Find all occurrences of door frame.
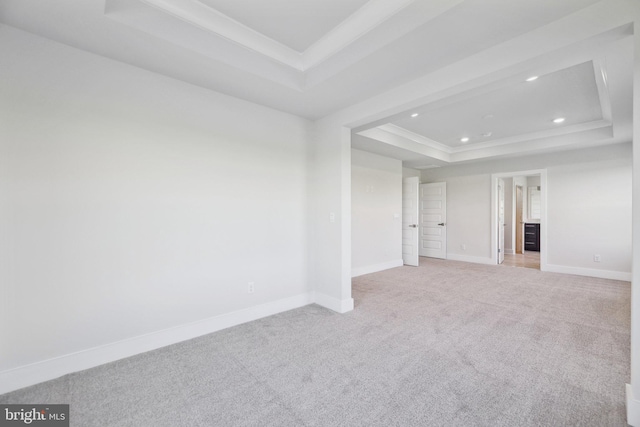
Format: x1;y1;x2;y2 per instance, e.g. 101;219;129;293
490;169;547;270
419;182;447;259
402;177;420;266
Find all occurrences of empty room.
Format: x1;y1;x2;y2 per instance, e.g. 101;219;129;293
1;1;640;426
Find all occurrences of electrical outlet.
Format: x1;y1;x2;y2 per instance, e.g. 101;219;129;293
593;255;601;262
461;244;466;251
329;212;336;223
248;282;255;293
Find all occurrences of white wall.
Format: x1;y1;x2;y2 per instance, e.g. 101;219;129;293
527;176;541;187
351;150;402;276
0;26;311;388
421;144;632;278
308;122;353;312
547;159;631;275
403;167;421;178
525;176;542;223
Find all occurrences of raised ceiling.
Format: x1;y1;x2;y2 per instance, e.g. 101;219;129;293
196;0;370;52
0;0;634;168
391;62;603;148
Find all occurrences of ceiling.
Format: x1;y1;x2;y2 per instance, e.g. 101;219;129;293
197;0;370;52
0;0;634;168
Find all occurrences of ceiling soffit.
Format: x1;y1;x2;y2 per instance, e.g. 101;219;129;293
137;0;415;70
106;0;463;89
196;0;371;53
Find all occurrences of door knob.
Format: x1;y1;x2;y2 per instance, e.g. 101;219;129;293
438;223;445;226
409;224;418;228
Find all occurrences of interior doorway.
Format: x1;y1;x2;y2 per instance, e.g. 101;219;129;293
491;170;546;271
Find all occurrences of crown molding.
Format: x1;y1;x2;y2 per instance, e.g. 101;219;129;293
141;0;302;68
300;0;415;70
378;124;453;152
140;0;416;71
365;119;613;165
593;57;613;123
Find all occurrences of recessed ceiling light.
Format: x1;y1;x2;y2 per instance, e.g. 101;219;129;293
481;132;493;137
553;117;565;124
411;113;419;118
460;137;470;143
526;76;539;82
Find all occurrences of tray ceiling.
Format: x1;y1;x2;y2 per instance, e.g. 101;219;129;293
0;0;634;166
196;0;370;52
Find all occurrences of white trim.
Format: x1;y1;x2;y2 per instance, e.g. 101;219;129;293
140;0;300;67
378;120;612;156
300;0;416;69
378;124;453;153
545;264;631;281
446;253;494;265
139;0;417;71
0;292;314;395
627;384;640;426
313;291;354;314
352;259;404;277
505;249;515;255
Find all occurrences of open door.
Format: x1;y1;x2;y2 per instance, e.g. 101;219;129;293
402;177;419;266
515;185;523;254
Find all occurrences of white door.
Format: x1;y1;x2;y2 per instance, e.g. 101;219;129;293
419;182;446;259
402;177;420;266
498;178;505;264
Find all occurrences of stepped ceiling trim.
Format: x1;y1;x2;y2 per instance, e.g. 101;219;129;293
140;0;416;71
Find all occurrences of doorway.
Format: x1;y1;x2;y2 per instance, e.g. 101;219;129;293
491;170;546;271
419;182;447;260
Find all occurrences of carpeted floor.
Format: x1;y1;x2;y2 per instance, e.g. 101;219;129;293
1;258;631;426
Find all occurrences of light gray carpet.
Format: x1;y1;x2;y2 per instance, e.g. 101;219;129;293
1;258;631;426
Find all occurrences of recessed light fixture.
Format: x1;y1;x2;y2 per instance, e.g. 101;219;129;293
481;132;493;137
526;76;539;82
460;137;470;143
411;113;419;118
553;117;565;124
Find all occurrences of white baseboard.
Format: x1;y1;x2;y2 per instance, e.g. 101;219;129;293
313;291;354;313
446;253;494;265
0;292;314;395
505;249;515;255
351;259;403;277
544;264;631;281
627;384;640;426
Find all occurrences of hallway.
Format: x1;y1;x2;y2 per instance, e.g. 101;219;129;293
502;251;540;270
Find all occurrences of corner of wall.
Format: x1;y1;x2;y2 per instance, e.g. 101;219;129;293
627;384;640;426
313;291;354;313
